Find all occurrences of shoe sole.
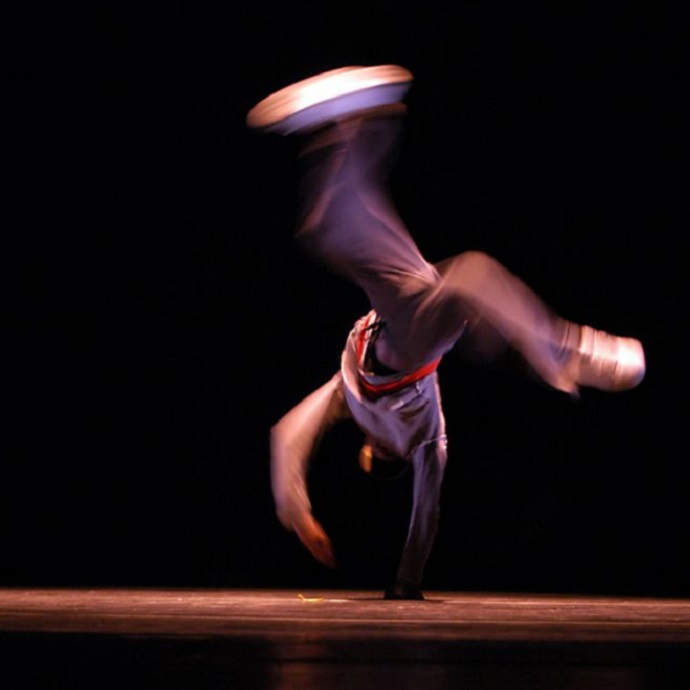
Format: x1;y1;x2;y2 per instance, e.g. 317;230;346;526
246;65;414;134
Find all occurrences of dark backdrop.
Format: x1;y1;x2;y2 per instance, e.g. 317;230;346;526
6;1;686;597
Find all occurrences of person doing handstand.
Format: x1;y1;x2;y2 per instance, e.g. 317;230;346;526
246;65;646;600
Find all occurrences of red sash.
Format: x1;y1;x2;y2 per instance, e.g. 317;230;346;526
356;311;441;401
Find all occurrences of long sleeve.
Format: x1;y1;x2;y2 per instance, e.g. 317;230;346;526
270;373;350;531
393;433;448;592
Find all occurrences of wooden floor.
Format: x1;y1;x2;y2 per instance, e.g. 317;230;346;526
1;588;689;689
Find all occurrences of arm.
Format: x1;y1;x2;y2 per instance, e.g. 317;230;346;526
270;373;349;568
387;434;448;600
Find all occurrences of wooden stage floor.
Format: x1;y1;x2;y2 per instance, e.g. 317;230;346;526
1;588;689;689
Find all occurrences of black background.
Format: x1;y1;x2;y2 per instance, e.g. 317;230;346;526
6;1;686;597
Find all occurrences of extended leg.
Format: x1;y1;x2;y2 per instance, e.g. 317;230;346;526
248;65;645;393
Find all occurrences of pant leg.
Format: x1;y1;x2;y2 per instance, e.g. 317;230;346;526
430;252;578;392
295;107;458;371
294;107;577;389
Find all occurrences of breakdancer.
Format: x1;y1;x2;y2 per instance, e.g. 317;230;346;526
246;65;646;600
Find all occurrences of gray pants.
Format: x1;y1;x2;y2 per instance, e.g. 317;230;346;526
295;106;576;390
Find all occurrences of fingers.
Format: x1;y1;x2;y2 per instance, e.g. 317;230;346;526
293;515;337;569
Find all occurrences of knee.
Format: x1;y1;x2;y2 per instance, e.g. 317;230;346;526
456;250;495;271
410;269;443;295
436;250;499;284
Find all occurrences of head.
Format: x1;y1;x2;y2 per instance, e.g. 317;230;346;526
359;442;410;481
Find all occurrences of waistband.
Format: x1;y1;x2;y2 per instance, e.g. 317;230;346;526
356;311;441;401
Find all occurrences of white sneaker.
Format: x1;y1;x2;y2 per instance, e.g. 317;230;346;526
246;65;414;134
567;325;646;392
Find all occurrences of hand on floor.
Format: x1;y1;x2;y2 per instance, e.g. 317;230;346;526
385;580;425;600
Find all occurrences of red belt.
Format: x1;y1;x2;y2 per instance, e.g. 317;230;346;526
356;311;440;401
